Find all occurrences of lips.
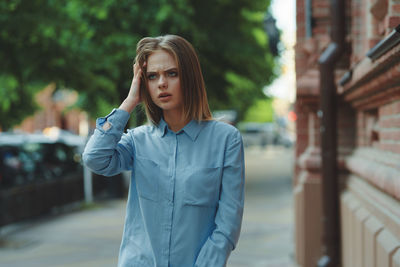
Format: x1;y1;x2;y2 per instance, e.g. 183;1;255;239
158;92;172;99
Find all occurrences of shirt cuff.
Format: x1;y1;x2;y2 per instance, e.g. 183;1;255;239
96;108;130;133
195;232;233;267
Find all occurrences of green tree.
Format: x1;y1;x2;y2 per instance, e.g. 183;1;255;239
243;98;274;123
0;0;277;130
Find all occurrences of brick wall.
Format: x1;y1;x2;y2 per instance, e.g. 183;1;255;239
373;100;400;153
294;0;335;263
14;84;89;136
295;0;400;265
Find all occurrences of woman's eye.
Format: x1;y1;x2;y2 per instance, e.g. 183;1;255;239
147;74;156;80
168;71;178;77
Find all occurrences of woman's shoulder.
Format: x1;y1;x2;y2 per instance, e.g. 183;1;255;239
127;124;157;137
204;119;242;139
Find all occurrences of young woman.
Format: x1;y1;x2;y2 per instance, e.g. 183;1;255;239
83;35;245;267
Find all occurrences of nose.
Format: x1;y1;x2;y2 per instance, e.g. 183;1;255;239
158;75;167;89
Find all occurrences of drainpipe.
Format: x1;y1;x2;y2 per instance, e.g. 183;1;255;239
317;0;345;265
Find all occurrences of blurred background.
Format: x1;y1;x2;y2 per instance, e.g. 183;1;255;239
0;0;297;266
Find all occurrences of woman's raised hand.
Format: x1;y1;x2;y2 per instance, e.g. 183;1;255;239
119;61;145;113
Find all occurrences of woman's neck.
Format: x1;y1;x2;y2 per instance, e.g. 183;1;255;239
163;109;189;132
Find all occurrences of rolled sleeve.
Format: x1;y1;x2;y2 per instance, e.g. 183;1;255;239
96;108;130;133
82;108;134;176
195;131;245;267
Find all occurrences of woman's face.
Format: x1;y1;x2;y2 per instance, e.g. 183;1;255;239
146;50;183;114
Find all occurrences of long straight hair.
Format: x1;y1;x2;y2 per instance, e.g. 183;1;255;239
135;35;212;125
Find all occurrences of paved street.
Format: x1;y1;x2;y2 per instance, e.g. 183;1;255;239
0;146;295;267
228;146;295;267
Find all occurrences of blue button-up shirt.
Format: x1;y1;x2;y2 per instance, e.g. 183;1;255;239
82;108;245;267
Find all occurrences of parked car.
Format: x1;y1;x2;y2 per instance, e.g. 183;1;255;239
0;130;87;226
237;122;279;148
275;130;295;147
0;131;84;188
213;110;238;125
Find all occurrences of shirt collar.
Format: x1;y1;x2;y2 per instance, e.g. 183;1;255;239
156;118;169;138
181;120;204;141
157;118;204;141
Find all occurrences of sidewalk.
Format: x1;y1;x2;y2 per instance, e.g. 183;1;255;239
0;146;296;267
228;146;296;267
0;200;125;267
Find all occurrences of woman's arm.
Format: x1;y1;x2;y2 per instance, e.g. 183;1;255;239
82;109;134;177
82;61;144;176
195;130;245;267
119;61;143;113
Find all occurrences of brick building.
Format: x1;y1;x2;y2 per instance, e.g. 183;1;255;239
294;0;400;266
14;83;90;136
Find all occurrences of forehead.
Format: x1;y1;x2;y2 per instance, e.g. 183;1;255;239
146;50;177;71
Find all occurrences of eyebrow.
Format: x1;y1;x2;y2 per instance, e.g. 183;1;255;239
146;67;178;73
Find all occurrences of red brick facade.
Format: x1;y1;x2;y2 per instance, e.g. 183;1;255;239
14;83;91;136
295;0;400;266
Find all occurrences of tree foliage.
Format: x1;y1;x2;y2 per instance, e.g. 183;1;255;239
243;98;274;123
0;0;277;130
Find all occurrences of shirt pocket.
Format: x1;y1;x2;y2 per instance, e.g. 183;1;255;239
183;167;221;207
134;156;159;202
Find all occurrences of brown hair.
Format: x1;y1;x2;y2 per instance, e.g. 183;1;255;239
135;35;212;125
